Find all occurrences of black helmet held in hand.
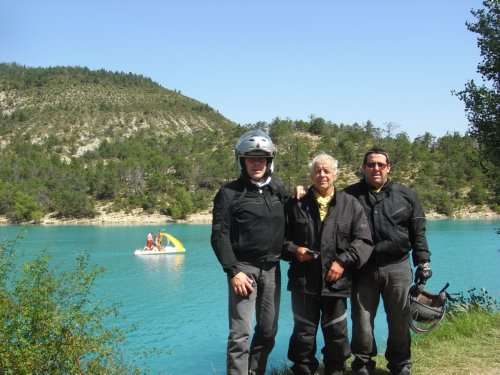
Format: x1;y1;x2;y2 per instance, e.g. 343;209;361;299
407;282;449;334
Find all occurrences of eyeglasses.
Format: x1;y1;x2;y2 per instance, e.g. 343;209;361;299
365;162;388;169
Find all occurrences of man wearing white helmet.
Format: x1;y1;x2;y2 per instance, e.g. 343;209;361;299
211;129;289;375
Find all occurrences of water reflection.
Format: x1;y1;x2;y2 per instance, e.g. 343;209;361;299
135;254;185;272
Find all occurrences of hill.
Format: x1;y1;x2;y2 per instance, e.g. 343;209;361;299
0;63;235;157
0;63;498;223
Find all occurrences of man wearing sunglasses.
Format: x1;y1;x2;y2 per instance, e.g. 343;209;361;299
344;148;432;375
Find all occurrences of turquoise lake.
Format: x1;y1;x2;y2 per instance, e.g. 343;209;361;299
1;219;499;374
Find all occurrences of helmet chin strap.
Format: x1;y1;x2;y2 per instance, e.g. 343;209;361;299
263;160;273;177
240;159;250;178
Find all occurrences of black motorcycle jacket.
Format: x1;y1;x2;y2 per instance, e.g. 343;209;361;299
283;188;373;297
343;179;431;266
211;176;288;277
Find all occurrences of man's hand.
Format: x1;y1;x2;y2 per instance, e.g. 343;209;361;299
415;262;432;284
325;261;344;282
295;247;314;262
230;272;255;296
292;185;308;200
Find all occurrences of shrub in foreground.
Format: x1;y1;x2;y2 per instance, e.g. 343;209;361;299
0;238;140;374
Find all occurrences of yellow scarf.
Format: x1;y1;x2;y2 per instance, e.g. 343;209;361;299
313;188;334;221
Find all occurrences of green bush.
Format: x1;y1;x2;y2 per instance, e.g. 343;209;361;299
0;238;140;374
169;187;194;219
12;191;44;223
52;190;96;219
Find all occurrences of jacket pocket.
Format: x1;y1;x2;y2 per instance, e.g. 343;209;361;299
335;223;351;253
391;204;411;224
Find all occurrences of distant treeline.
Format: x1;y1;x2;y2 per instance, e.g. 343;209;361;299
0;64;497;222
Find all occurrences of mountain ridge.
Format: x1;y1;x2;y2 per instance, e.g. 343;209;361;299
0;63;236;158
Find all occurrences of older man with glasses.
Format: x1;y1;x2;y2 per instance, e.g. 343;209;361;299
344;148;432;375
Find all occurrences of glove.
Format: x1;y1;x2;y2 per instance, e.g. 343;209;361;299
415;262;432;284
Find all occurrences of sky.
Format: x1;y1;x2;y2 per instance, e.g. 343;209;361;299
0;0;486;140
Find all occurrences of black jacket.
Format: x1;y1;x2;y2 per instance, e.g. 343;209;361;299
283;188;373;297
211;176;288;277
343;179;431;267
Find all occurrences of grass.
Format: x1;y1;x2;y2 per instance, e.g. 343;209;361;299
268;308;500;375
410;307;500;375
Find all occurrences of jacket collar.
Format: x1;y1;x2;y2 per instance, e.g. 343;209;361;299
238;175;274;191
362;178;392;193
306;185;338;208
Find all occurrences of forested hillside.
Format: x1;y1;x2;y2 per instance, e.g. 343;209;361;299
0;63;497;223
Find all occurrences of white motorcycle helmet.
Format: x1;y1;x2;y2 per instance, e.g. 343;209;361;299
235;130;276;176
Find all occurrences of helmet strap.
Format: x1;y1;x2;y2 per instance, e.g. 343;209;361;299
264;158;273;177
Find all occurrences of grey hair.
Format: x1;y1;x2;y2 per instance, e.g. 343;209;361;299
308;152;339;174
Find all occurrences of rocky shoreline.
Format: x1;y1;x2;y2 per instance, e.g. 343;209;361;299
0;205;498;226
38;208;214;226
425;206;500;220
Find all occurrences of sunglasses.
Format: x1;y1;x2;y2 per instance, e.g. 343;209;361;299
365;162;388;169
